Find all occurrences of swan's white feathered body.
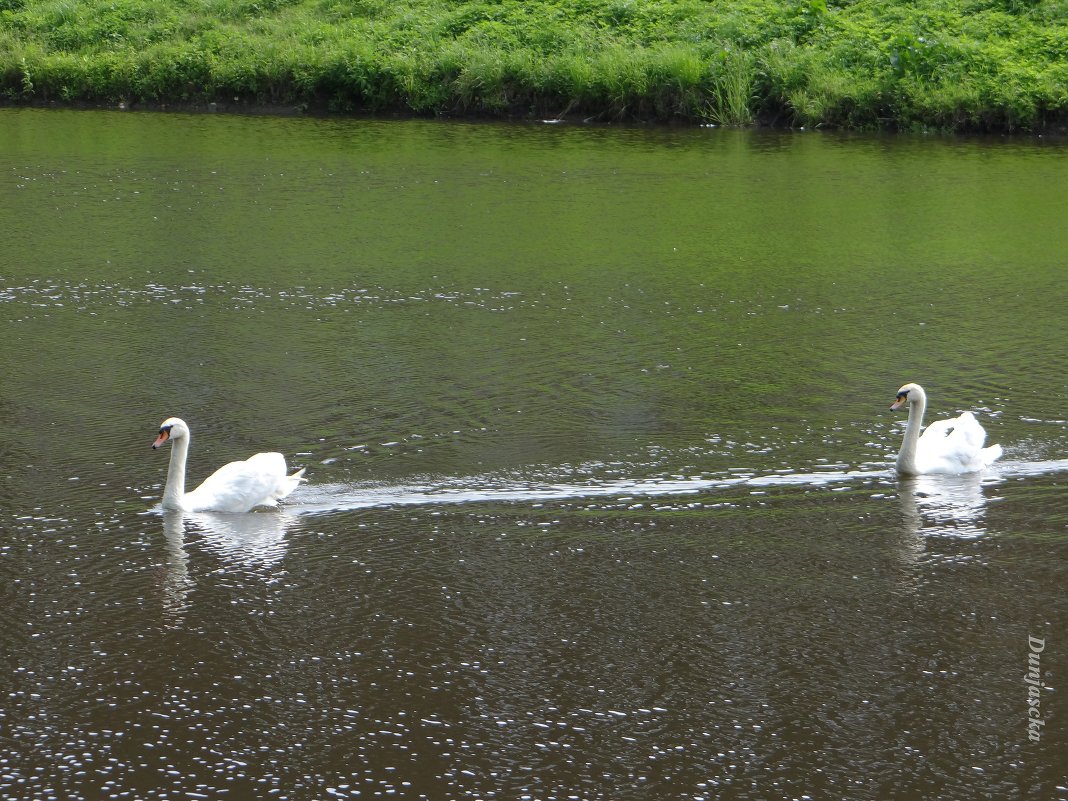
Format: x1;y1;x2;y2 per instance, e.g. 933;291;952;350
152;417;305;513
891;383;1002;476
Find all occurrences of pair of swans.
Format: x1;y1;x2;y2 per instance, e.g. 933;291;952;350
151;381;1000;512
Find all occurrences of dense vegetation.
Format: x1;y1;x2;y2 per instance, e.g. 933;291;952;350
2;0;1067;131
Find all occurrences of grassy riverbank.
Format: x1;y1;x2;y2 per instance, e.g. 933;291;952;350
2;0;1067;131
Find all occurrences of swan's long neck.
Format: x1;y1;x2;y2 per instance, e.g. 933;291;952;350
162;435;189;510
897;390;926;476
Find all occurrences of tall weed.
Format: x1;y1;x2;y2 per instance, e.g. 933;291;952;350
708;46;756;125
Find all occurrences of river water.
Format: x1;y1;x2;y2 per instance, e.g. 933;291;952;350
1;108;1066;800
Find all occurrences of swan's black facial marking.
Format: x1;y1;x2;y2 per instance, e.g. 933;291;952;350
896;390;909;401
152;424;173;450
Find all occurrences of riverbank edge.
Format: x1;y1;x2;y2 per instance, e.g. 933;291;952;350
5;0;1068;135
5;96;1068;138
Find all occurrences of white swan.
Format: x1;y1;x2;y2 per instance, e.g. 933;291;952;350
890;383;1003;476
151;417;306;512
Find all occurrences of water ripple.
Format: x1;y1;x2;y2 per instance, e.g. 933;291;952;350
287;459;1068;516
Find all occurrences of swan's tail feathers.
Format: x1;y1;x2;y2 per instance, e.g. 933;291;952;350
284;467;307;497
982;443;1004;468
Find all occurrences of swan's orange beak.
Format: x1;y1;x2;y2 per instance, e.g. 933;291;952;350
890;394;907;411
152;430;170;449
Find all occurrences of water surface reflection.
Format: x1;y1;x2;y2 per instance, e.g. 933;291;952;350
160;511;194;626
898;472;991;540
2;111;1066;800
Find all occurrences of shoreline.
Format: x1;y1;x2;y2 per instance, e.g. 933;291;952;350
4;98;1067;140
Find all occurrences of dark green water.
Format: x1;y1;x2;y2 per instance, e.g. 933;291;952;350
1;108;1066;800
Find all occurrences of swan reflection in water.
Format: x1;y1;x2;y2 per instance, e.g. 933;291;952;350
187;509;297;568
895;459;1068;551
159;509;299;619
891;470;1006;578
160;511;194;627
897;472;993;541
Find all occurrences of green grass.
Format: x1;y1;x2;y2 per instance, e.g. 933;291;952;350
1;0;1067;131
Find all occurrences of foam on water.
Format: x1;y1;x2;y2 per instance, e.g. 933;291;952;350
281;459;1068;516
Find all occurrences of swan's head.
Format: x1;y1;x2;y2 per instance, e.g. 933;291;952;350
152;417;189;449
891;383;925;411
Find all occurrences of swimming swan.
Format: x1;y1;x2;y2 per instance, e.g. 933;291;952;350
890;383;1003;476
152;417;305;512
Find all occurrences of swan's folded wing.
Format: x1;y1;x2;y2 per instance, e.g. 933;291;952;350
945;411;988;451
247;453;306;500
243;451;289;477
919;419;956;440
188;452;294;512
916;412;998;474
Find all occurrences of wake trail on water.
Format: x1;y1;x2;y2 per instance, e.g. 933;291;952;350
285;459;1068;515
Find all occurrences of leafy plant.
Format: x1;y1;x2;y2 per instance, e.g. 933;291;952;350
0;0;1065;130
